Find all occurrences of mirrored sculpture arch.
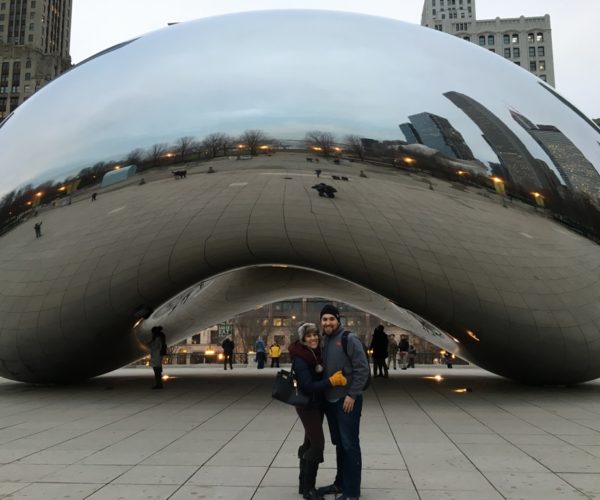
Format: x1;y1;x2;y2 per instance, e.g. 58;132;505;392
0;10;599;384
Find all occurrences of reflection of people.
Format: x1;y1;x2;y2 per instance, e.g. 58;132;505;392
399;334;409;370
290;323;346;500
91;192;97;201
222;337;234;370
319;305;369;500
269;341;281;368
312;183;337;198
369;325;388;378
315;169;322;178
255;337;266;369
149;326;167;389
444;351;453;368
408;344;416;368
387;334;398;370
34;221;43;238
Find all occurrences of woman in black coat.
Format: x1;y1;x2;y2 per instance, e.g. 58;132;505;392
289;323;347;500
369;324;389;377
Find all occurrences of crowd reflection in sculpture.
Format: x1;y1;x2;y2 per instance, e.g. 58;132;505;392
0;10;599;384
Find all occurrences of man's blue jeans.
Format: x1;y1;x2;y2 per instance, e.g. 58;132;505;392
324;395;363;497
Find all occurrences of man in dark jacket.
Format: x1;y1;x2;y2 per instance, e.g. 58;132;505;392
221;337;234;370
369;325;389;378
318;304;369;500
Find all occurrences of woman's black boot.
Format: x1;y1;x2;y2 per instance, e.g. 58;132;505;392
302;461;325;500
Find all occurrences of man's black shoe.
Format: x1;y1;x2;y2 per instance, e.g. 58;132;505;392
317;484;342;495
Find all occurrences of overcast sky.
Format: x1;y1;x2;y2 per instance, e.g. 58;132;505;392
71;0;600;118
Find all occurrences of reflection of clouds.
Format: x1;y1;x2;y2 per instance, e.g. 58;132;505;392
0;10;598;196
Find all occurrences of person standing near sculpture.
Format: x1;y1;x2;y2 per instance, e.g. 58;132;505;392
399;334;410;370
34;221;43;238
387;333;398;370
255;336;266;369
149;326;167;389
369;325;389;378
269;341;282;368
318;305;369;500
289;323;347;500
221;337;234;370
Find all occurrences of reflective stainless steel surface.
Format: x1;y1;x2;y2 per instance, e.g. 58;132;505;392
0;11;599;384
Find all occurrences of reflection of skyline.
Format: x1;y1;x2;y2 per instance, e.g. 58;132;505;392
399;112;475;161
444;91;552;193
511;110;600;199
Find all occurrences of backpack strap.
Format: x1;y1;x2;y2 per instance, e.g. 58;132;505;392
341;330;351;357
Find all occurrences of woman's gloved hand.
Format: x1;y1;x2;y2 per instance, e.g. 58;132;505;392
328;370;347;387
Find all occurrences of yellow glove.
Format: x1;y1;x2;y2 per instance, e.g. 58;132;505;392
328;370;347;387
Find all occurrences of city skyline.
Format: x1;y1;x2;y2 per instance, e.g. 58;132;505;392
70;0;600;118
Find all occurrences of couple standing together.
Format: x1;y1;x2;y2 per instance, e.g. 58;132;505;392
288;305;369;500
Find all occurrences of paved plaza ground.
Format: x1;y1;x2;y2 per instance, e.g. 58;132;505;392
1;366;600;499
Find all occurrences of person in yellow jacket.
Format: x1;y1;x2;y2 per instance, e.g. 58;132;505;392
269;341;282;368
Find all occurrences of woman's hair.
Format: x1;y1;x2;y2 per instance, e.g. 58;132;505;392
297;322;319;340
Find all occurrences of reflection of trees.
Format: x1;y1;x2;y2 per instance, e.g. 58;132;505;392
147;143;168;167
126;148;144;167
306;130;335;157
344;134;365;160
240;129;268;156
202;132;228;158
175;136;196;162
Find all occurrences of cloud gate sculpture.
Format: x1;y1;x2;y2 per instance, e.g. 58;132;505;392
1;11;599;385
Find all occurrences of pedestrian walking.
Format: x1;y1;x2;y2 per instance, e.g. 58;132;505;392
289;323;347;500
149;326;166;389
34;221;42;238
318;304;369;500
222;337;234;370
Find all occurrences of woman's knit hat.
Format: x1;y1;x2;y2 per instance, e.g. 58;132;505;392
297;322;319;341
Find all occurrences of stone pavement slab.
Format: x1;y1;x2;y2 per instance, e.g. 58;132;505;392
1;366;600;499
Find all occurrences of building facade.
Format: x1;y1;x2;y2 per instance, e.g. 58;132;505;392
421;0;555;86
0;0;72;119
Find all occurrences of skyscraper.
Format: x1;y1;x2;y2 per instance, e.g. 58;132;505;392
421;0;555;86
444;91;547;193
0;0;72;119
511;110;600;199
403;112;475;160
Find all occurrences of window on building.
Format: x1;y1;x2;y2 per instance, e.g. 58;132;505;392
0;3;5;10
503;34;510;45
539;60;545;71
514;61;520;66
513;47;520;58
28;34;32;42
31;1;36;7
540;74;547;81
530;61;537;71
191;334;201;344
441;14;445;19
24;72;30;80
488;35;495;45
504;48;511;58
478;35;485;46
489;48;495;53
433;8;436;15
461;12;465;18
529;47;535;58
536;32;544;42
538;46;545;57
512;34;519;44
25;59;31;68
528;33;534;43
273;318;283;327
463;35;470;41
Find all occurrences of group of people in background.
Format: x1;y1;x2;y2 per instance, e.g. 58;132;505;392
369;325;416;377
